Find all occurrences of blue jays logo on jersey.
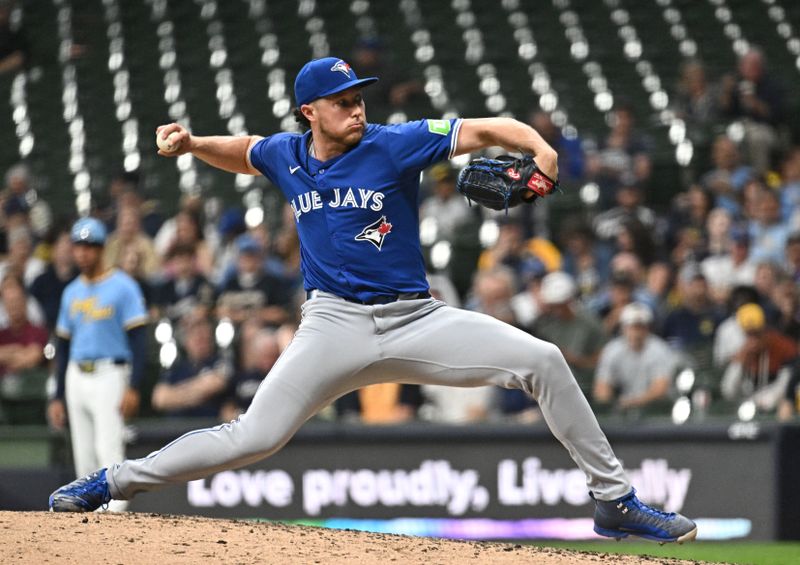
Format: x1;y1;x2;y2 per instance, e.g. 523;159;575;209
355;216;392;250
330;59;352;78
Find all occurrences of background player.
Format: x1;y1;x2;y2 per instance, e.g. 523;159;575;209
47;218;147;512
50;57;696;543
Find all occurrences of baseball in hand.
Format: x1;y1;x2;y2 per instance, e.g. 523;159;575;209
156;130;182;153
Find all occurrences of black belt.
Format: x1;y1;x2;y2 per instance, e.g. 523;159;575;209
306;289;431;305
76;359;128;373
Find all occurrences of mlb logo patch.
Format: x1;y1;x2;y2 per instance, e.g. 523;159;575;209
331;59;352;78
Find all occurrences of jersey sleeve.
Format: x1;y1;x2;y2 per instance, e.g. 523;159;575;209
249;135;281;184
120;278;148;330
384;119;463;174
55;287;73;338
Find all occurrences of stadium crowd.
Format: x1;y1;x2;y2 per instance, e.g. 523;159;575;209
1;45;800;428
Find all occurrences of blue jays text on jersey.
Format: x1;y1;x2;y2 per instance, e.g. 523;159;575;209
288;187;385;220
56;269;147;362
249;118;462;303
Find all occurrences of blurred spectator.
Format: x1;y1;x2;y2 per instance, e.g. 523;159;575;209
216;235;292;327
155;196;218;262
161;210;214;278
559;219;612;299
29;229;77;330
358;383;422;424
94;171;134;229
783;231;800;283
100;172;163;238
593;303;676;411
701;135;754;215
701;226;756;305
779;148;800;227
334;383;422;423
721;303;796;412
220;329;280;422
771;278;800;343
666;184;714;263
427;272;461;307
0;225;44;286
0;2;26;75
748;188;790;265
151;315;230;418
104;205;160;278
211;207;247;285
589;253;658;333
713;285;760;368
705;207;734;256
531;271;606;396
752;261;782;324
419;384;493;423
614;218;659;267
0;274;43;328
586;104;653;199
719;47;785;172
740;177;764;223
154;243;215;322
528;111;585;183
419;163;473;241
118;245;156;311
645;262;674;317
478;220;560;289
672;60;719;166
467;266;518;326
1;163;32;230
593;184;657;243
269;209;303;291
509;262;546;329
661;264;724;353
0;283;47;384
593;270;636;336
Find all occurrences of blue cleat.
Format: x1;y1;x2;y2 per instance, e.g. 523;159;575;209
49;468;112;512
592;489;697;544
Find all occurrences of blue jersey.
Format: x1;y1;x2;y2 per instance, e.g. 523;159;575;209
56;269;147;361
250;118;463;303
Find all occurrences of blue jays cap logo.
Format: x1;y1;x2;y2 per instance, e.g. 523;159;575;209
295;57;378;106
330;59;352;78
355;216;392;250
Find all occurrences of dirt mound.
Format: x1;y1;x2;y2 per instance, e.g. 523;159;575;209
1;511;707;564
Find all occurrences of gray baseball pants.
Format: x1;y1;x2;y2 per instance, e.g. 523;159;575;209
108;292;631;501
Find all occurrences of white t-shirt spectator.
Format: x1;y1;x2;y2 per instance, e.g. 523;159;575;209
595;334;677;401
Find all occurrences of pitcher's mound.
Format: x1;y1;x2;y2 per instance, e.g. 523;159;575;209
1;511;707;564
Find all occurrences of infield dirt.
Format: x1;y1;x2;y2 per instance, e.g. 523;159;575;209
1;511;715;564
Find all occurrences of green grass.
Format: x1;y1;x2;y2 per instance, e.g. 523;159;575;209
534;541;800;565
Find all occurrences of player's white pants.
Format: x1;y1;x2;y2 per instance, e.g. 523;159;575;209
66;361;130;511
109;293;631;502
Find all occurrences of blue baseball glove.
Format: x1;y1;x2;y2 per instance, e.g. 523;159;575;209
456;155;558;212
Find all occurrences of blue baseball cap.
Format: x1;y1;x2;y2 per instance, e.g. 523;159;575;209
71;217;107;245
236;234;263;255
294;57;378;106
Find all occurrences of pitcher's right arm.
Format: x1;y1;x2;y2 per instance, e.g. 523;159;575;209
156;123;263;176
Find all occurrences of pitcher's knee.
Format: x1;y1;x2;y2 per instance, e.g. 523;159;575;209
237;428;292;460
534;342;568;374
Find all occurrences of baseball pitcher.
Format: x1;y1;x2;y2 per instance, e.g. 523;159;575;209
50;57;696;543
